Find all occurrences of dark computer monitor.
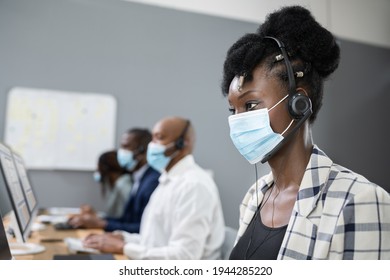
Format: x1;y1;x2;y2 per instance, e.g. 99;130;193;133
0;213;12;260
12;152;39;219
0;142;45;255
0;158;13;218
0;150;13;260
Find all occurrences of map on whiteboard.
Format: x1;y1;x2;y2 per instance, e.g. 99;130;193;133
4;87;117;170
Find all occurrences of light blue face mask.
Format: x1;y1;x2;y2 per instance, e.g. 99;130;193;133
228;94;293;164
146;142;173;172
93;171;102;182
117;148;138;171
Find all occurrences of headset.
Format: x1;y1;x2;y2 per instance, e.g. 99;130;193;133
260;36;313;163
174;120;191;150
134;145;145;155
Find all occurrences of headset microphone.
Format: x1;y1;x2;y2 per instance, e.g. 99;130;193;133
260;36;313;163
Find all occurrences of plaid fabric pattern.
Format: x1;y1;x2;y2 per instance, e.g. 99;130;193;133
236;145;390;259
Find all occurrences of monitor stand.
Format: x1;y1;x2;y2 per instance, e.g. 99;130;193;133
9;242;46;256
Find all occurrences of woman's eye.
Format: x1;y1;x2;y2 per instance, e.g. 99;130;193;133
228;107;235;115
246;102;259;111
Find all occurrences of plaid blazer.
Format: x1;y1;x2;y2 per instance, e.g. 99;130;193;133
236;145;390;259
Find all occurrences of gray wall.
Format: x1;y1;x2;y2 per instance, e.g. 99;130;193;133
0;0;389;229
314;40;390;189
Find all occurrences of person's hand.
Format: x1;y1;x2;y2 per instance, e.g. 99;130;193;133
83;233;125;254
67;213;106;229
80;204;96;215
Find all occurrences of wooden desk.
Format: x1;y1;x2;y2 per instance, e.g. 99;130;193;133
7;220;126;260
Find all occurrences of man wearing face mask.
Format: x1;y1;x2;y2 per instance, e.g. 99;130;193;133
68;128;160;234
82;117;225;260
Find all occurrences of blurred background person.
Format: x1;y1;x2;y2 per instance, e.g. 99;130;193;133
82;117;225;259
81;150;132;218
68;128;160;233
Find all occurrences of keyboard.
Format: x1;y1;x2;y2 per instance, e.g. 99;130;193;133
53;253;114;260
54;222;75;230
46;207;81;216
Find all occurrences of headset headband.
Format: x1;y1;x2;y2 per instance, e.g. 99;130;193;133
263;36;296;99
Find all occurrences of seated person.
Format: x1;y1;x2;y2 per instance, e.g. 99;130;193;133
221;6;390;259
82;117;225;259
82;150;132;218
68;128;160;233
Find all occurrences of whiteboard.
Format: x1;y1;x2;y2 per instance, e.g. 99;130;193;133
4;87;117;170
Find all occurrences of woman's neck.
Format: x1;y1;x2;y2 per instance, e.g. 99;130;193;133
268;125;313;192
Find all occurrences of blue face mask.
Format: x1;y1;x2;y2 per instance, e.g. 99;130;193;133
228;94;293;164
93;171;102;182
117;148;138;171
146;142;172;172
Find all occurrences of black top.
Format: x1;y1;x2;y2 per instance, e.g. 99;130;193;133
229;211;287;260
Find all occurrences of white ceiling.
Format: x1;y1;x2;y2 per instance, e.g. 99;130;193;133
123;0;390;49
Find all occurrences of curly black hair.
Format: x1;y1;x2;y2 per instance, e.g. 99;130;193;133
221;6;340;123
97;150;126;190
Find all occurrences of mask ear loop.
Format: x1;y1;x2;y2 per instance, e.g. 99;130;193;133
267;93;295;137
268;94;289;112
163;142;181;162
280;119;295;136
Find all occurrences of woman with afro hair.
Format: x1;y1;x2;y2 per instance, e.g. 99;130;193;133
222;6;390;260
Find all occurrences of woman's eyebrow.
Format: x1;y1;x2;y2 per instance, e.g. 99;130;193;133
237;89;259;100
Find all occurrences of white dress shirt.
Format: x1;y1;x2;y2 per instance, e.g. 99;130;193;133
120;154;225;260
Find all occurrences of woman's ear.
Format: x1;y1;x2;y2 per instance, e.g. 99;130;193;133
288;87;312;119
296;87;309;97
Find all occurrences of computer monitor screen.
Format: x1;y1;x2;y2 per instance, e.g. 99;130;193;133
0;142;31;243
0;213;12;260
0;155;13;259
12;152;39;217
0;160;13;218
0;142;45;256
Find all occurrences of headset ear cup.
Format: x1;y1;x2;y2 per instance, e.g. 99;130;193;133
288;93;311;119
175;138;184;150
137;146;145;154
174;120;190;150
